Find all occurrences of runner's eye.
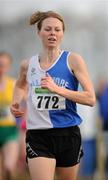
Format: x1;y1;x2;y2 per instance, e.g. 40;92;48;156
45;28;51;31
55;29;61;32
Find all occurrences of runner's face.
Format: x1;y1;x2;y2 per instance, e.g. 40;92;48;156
0;56;11;75
38;17;64;49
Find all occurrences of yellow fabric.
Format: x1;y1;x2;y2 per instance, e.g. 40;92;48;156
0;77;15;126
0;120;16;126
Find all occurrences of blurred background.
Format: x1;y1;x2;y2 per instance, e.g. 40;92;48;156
0;0;108;80
0;0;108;180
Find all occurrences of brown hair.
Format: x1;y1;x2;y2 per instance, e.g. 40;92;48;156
29;11;65;31
0;51;13;63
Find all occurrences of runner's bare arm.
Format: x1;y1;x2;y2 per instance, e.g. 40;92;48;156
41;53;96;106
13;59;28;103
55;53;96;106
10;60;29;117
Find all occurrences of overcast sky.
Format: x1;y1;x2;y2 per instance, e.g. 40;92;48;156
0;0;107;22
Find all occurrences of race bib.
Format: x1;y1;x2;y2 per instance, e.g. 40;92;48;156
32;87;66;110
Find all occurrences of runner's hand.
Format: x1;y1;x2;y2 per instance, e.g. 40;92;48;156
41;73;58;93
10;103;25;117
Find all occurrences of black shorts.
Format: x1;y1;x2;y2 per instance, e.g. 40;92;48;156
26;126;83;167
